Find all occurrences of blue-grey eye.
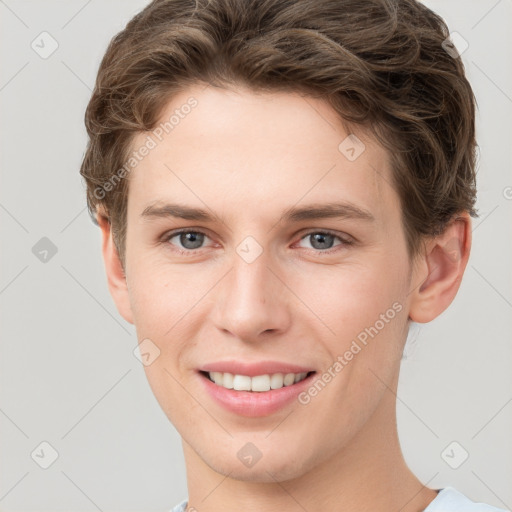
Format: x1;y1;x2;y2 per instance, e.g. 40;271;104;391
181;231;204;249
309;233;336;250
298;231;345;251
172;231;206;250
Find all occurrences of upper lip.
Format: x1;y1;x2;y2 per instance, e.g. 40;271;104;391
199;360;315;377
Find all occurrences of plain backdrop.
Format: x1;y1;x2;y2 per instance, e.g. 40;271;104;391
0;0;511;511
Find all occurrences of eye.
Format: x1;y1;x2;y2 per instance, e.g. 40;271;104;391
161;228;354;256
163;229;212;254
297;230;353;253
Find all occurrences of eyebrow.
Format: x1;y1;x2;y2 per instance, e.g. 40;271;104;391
141;201;375;223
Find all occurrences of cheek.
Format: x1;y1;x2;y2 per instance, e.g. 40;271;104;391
127;260;190;333
126;262;212;378
295;260;401;326
294;256;409;379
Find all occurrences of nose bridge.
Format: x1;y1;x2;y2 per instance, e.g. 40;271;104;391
213;236;290;341
233;242;272;303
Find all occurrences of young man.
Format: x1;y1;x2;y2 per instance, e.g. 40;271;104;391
80;0;507;511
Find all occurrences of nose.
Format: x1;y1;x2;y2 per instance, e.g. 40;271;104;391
212;245;292;343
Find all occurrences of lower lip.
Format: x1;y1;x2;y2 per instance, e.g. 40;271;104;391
198;371;316;417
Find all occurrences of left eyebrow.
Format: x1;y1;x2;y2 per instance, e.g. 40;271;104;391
140;201;375;223
280;201;375;223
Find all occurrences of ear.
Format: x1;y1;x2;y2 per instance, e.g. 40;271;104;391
408;212;472;324
96;211;134;325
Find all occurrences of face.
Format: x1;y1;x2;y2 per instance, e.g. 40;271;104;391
118;84;420;481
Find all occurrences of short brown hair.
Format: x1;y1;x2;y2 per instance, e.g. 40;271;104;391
80;0;478;269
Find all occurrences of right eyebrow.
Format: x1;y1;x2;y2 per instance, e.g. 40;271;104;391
141;203;217;222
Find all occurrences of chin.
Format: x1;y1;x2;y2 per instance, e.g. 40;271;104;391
199;441;316;483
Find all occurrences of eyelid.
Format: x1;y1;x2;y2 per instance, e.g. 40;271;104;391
297;228;354;243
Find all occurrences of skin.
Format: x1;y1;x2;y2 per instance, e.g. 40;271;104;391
98;83;471;512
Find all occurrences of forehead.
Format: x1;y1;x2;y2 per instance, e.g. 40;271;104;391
126;84;398;228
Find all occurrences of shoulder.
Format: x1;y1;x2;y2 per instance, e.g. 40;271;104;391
425;487;509;512
169;498;188;512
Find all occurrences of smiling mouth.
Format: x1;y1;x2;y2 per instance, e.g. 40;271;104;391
199;370;316;392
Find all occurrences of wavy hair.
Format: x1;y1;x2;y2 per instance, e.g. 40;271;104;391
80;0;478;268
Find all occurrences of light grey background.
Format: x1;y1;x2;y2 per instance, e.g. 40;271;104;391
0;0;511;511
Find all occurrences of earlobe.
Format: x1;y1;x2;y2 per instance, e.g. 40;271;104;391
408;213;472;324
97;212;134;325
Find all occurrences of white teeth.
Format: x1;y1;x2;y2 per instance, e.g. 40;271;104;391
207;371;309;392
251;374;270;392
222;372;234;389
283;373;295;386
211;372;223;385
233;374;251;391
270;373;284;389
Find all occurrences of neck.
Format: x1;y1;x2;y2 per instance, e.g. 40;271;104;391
182;373;438;512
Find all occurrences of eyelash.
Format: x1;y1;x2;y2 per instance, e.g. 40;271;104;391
161;228;354;256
